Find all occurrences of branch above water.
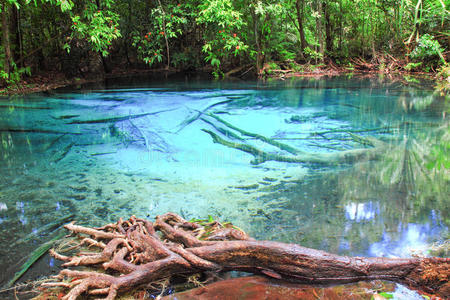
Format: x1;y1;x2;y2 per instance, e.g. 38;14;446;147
39;213;449;300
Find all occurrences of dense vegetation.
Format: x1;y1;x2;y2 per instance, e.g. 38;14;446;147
0;0;449;86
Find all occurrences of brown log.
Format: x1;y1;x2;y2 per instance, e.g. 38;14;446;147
42;213;449;300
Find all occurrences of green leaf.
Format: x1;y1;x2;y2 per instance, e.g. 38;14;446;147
211;58;220;67
378;292;394;299
63;43;71;54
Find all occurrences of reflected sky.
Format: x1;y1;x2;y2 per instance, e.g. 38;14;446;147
345;202;379;222
370;222;445;258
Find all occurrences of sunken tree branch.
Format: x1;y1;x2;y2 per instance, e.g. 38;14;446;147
202;129;381;165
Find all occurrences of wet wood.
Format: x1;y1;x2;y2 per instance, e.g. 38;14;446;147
66;108;174;124
208;113;302;155
202;129;380;165
43;213;449;300
176;99;234;133
0;128;81;135
52;142;75;163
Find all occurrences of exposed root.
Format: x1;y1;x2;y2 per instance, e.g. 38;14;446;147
38;213;449;299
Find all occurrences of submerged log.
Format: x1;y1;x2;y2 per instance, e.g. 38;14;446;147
208;113;302;155
176;99;234;133
66;108;175;124
42;213;449;300
202;129;381;165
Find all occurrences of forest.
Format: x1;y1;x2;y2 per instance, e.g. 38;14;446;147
0;1;449;299
0;0;449;88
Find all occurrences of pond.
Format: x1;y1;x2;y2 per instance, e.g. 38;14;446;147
0;74;448;296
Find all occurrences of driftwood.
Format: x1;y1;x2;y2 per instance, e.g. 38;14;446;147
42;213;449;300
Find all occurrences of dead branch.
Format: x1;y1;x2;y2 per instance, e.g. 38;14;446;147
40;213;449;300
202;129;381;165
66;108;175;124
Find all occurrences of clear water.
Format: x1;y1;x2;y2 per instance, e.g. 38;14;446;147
0;75;448;290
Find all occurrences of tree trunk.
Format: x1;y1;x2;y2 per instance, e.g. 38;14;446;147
43;213;450;300
323;0;332;54
157;0;170;69
295;0;309;55
250;6;263;75
99;53;111;73
11;4;22;66
316;0;324;62
1;1;12;76
94;0;110;74
338;0;343;51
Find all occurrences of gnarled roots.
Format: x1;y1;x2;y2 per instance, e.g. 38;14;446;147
42;213;449;299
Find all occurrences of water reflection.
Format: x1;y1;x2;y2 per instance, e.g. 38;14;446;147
370;223;437;258
345;202;378;222
0;75;448;287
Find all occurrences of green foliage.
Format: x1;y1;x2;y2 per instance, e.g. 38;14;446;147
139;2;189;66
304;47;323;63
0;0;449;80
263;62;280;75
410;34;446;65
68;4;121;57
290;62;304;73
426;138;450;171
404;62;423;71
0;59;31;86
278;49;296;61
371;292;394;300
197;0;248;74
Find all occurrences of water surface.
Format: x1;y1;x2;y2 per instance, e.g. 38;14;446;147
0;75;448;293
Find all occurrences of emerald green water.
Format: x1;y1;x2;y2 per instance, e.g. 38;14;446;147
0;75;448;294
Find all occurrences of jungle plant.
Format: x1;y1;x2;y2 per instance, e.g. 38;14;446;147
197;0;248;77
132;2;191;68
410;34;446;66
65;1;121;57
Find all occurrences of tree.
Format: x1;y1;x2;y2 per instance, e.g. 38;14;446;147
1;1;12;78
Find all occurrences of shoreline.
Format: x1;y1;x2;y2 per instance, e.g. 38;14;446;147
0;65;441;96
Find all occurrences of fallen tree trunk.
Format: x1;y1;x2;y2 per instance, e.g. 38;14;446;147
202;129;381;165
66;108;175;124
43;213;449;300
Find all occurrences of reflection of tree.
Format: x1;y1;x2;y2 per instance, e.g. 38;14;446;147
338;122;449;254
380;123;448;222
211;87;449;256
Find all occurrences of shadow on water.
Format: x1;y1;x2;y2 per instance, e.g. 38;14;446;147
0;75;448;295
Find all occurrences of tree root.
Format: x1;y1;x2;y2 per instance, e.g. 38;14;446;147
42;213;449;299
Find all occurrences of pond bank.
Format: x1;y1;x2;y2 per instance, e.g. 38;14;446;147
0;60;446;96
0;68;178;96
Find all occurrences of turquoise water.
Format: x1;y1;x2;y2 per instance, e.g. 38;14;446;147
0;75;448;289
